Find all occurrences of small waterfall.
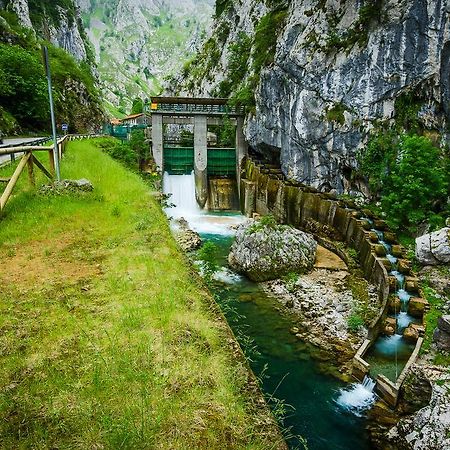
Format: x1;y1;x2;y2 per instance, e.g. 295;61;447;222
372;228;393;255
397;312;413;332
163;171;201;219
391;270;405;290
336;376;376;417
163;171;244;236
387;254;398;265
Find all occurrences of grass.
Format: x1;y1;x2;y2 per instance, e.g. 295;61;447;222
0;140;283;449
421;279;447;357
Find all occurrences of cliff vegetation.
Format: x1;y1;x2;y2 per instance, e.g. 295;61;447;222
0;7;103;133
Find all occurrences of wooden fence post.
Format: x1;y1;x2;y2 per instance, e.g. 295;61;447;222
48;149;55;175
27;151;35;186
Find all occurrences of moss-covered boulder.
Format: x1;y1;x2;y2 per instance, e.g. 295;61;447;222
228;219;317;282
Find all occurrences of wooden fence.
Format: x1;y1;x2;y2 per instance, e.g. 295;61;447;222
0;134;100;212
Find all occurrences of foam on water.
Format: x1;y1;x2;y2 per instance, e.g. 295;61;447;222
390;270;405;290
398;289;411;303
373;334;404;357
336;376;376;417
387;254;398;265
213;267;243;284
397;312;413;331
163;172;244;235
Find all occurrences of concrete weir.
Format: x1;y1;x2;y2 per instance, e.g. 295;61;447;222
194;115;208;207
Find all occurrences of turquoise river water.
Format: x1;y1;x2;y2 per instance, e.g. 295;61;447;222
164;173;375;449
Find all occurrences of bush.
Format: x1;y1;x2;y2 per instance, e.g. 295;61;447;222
98;132;147;172
359;132;449;232
347;313;364;331
325;102;348;125
0;44;49;129
381;135;448;231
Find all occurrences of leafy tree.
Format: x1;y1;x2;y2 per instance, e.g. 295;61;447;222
380;135;448;231
129;129;148;165
358;130;397;195
0;44;49;129
130;97;144;114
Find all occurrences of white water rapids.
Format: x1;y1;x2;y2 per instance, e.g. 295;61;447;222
163;172;244;235
336;376;377;417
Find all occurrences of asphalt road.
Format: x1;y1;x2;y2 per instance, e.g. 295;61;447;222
0;137;45;166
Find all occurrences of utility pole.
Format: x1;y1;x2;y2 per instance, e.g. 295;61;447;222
42;45;61;181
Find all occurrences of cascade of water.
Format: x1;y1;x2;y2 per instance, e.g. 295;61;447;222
397;311;413;331
336;375;376;417
163;171;202;219
163;172;244;235
390;270;405;290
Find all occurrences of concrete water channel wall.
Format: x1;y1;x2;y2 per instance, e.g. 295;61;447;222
239;157;427;407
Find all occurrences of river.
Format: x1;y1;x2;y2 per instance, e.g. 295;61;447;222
163;172;374;449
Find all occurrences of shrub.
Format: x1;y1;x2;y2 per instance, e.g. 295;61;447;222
358;130;398;195
325;102;348;125
381;135;448;231
197;241;219;283
0;44;49;129
347;313;364;331
247;215;279;234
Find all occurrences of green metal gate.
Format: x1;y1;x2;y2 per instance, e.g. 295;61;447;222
207;148;236;176
163;147;194;174
163;147;236;175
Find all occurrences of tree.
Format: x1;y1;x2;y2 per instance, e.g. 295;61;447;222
130;98;144;114
0;44;49;129
380;135;448;231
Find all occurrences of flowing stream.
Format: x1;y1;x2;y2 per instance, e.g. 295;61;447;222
364;227;416;381
163;173;373;449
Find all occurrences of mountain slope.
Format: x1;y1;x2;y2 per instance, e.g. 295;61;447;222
78;0;214;116
0;0;104;133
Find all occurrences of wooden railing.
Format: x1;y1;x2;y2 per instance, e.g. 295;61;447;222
0;134;101;212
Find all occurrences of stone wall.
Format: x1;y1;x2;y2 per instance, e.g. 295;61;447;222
208;177;239;210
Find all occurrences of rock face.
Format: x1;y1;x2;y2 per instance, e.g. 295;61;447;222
228;221;317;281
6;0;90;61
416;227;450;265
174;218;202;252
433;315;450;351
389;380;450;450
177;0;450;194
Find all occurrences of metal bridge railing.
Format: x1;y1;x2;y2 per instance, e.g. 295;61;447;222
152;103;245;116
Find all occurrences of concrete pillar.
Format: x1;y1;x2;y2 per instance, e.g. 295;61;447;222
235;116;248;194
241;179;256;217
151;114;163;170
194;115;208;208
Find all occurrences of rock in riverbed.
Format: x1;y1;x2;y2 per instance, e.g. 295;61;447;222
39;179;93;195
228;220;317;282
174;217;202;252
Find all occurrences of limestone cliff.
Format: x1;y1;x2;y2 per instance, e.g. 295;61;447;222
3;0;92;61
175;0;450;194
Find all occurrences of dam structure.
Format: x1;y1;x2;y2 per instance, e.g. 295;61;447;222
150;96;247;208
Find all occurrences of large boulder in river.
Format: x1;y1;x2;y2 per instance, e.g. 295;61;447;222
416;227;450;265
228;220;317;282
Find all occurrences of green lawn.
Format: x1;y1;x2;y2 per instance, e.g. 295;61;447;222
0;140;283;449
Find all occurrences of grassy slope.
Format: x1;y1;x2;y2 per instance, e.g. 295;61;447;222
0;140;283;449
